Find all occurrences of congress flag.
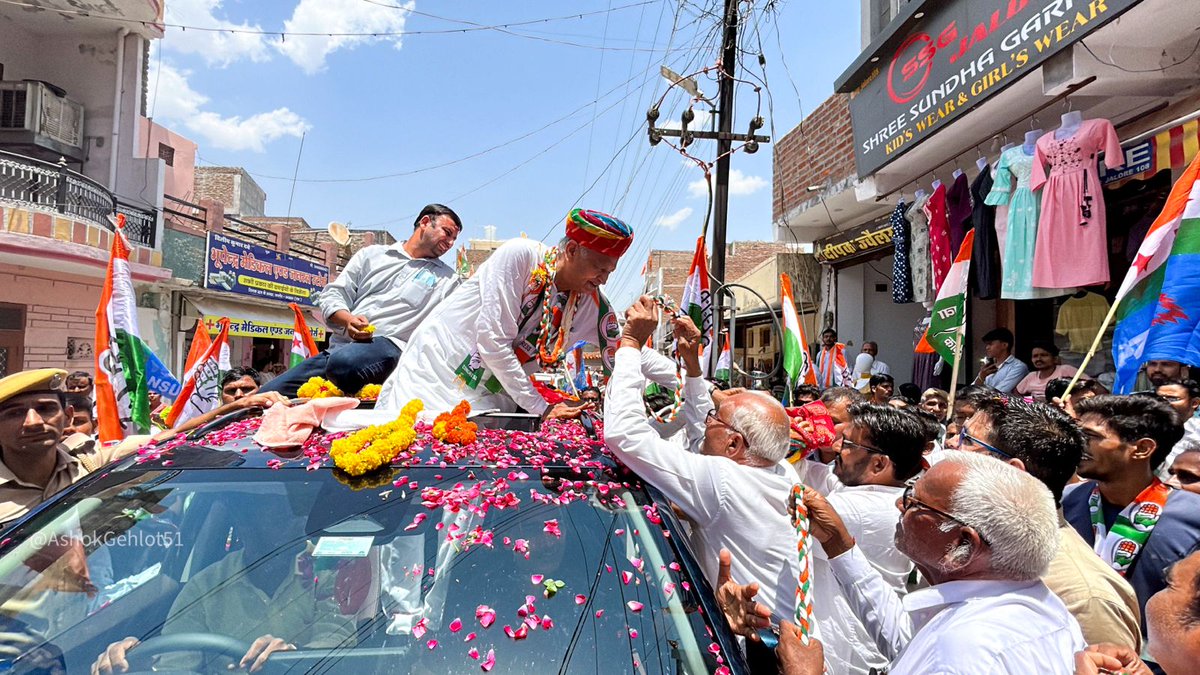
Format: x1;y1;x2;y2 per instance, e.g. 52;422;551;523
781;273;818;390
1112;154;1200;393
167;318;232;428
918;230;976;364
94;215;151;442
680;236;712;373
714;333;732;382
289;303;319;367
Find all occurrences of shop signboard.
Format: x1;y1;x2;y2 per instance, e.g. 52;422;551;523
202;315;326;341
846;0;1142;177
814;220;895;266
204;232;330;306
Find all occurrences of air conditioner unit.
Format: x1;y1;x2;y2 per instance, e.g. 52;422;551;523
0;80;85;150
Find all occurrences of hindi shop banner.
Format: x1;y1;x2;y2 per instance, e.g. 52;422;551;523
204;231;330;306
814;220;894;266
846;0;1141;177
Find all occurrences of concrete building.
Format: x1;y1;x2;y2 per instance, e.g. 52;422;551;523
0;0;169;376
193;166;266;218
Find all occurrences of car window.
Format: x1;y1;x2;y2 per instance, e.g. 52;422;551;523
0;466;734;674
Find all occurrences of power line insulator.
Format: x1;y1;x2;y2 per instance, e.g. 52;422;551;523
750;116;764;131
681;109;695;124
647;107;660;123
649;129;663;146
745;140;759;154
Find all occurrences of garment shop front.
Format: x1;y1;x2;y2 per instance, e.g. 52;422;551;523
831;0;1200;389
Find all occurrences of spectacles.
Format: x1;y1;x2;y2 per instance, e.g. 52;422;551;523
901;483;970;529
957;427;1014;460
706;408;750;449
836;433;885;456
222;385;256;396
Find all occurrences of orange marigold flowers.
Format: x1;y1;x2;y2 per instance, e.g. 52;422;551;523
432;400;478;445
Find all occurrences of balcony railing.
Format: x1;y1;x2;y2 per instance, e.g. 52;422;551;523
0;149;157;248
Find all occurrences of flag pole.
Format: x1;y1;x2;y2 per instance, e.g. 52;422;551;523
1060;300;1123;399
943;320;967;423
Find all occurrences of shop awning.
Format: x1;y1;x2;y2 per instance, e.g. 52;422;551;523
183;294;326;341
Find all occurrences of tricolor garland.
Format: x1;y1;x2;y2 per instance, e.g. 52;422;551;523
790;484;814;645
649;295;685;423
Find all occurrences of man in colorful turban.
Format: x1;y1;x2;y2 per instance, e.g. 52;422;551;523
345;209;645;421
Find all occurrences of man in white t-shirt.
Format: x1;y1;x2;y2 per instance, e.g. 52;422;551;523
605;296;803;624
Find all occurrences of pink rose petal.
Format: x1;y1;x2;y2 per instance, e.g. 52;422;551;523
531;574;544;585
427;639;438;650
574;594;587;605
668;562;681;571
476;605;496;628
468;647;480;660
412;617;428;638
464;632;477;642
404;513;428;531
626;601;644;613
541;615;554;630
621;571;633;585
595;609;605;618
630;557;644;571
629;628;639;638
481;649;496;671
449;618;463;633
543;519;561;537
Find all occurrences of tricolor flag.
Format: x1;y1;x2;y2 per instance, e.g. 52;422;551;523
918;230;976;364
167;318;232;428
288;303;319;367
94;215;152;442
455;245;472;279
781;274;818;391
714;333;732;382
1112;154;1200;393
680;236;713;373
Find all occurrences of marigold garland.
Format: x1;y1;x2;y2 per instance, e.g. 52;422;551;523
355;383;383;401
329;399;423;475
432;400;478;445
297;376;343;399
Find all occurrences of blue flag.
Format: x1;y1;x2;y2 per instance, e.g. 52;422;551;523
144;348;182;399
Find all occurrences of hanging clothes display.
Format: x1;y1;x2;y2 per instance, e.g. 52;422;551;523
890;199;914;303
969;168;999;299
906;192;933;303
1030;118;1124;288
1056;291;1111;353
984;146;1073;300
946;172;973;254
924;182;952;292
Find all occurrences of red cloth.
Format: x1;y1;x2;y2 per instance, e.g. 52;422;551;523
925;182;952;292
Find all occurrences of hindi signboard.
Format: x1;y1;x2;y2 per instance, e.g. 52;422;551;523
204;231;329;306
814;219;895;266
846;0;1142;177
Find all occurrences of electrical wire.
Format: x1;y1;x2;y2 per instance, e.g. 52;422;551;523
1080;36;1200;74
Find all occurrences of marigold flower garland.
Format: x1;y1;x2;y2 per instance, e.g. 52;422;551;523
297;376;343;399
355;383;383;401
432;401;478;445
329;399;423;475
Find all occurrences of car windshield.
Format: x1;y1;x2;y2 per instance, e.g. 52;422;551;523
0;449;732;674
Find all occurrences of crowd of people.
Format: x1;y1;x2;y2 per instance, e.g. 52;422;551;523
0;202;1197;674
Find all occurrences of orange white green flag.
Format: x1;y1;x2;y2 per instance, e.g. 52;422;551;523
781;273;818;391
94;215;151;442
167;318;231;428
918;230;976;363
289;303;319;367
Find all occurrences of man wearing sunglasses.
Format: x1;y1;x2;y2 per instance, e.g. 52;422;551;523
794;451;1082;674
957;397;1141;652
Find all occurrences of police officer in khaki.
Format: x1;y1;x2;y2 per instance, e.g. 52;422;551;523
0;369;139;527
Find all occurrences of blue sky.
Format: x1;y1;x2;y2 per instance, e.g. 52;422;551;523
150;0;861;307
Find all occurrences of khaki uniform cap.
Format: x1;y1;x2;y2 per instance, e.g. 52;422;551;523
0;369;68;408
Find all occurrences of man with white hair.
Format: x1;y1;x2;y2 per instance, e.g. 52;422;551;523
605;295;801;623
797;451;1083;673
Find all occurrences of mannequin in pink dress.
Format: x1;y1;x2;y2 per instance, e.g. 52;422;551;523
1030;111;1124;289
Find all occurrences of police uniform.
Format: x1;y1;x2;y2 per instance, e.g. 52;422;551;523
0;369;145;527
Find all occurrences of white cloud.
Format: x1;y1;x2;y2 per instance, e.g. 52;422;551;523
688;169;767;198
149;57;309;152
655;207;693;230
162;0;271;67
275;0;414;74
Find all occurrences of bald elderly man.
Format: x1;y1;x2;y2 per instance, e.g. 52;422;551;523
605;296;802;625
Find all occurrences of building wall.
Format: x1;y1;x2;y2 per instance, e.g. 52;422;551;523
194;167;266;217
0;264;101;371
773;95;855;224
138;118;197;200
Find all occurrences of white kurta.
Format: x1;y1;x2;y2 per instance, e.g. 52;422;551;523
373;238;619;416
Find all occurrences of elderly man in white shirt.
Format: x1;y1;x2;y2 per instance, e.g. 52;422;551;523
787;450;1083;674
605;296;802;625
793;403;924;675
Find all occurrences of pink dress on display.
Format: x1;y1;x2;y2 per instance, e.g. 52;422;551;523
1030;119;1124;289
924;182;952;292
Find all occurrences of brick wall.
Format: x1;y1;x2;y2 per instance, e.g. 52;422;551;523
643;241;801;302
193;168;236;211
193;167;266;217
0;265;103;371
772;94;856;222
